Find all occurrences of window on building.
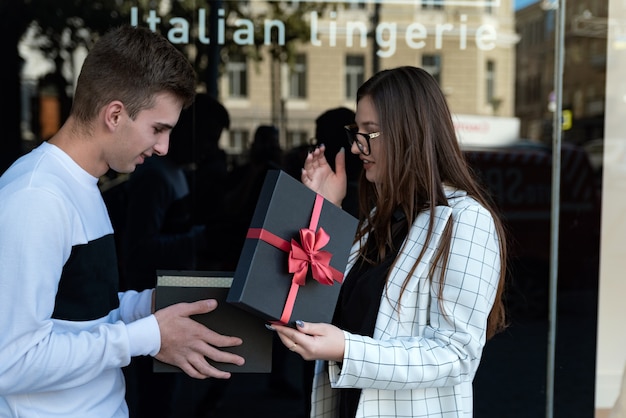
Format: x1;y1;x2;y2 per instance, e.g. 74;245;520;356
286;130;309;149
345;55;365;99
486;60;496;105
422;54;442;84
346;1;366;10
227;54;248;98
421;0;443;10
229;129;249;153
289;54;307;99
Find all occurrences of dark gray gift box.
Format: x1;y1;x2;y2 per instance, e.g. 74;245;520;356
227;170;358;326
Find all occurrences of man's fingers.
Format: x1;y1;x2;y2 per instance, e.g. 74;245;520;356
181;356;232;380
182;299;218;315
199;341;245;366
190;343;245;378
207;333;243;348
177;361;207;380
157;299;218;319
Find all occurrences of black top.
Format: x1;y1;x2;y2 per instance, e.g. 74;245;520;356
333;211;408;418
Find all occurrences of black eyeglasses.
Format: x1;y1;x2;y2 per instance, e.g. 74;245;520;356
344;124;381;156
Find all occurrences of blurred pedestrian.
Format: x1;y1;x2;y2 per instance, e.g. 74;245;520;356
218;124;283;270
314;107;361;218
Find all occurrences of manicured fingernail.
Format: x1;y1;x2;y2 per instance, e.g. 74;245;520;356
295;320;304;328
265;323;276;331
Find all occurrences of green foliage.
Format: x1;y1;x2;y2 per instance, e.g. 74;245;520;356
21;0;330;91
26;0;132;58
223;1;327;65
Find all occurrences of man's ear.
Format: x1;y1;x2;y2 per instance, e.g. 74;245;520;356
103;101;124;131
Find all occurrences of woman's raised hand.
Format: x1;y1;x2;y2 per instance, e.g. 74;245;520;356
301;144;347;207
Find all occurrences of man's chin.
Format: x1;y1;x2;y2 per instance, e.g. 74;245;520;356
111;164;137;175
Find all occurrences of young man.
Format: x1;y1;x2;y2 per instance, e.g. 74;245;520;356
0;25;244;417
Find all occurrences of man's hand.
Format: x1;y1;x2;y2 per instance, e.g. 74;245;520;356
301;144;347;207
153;299;245;379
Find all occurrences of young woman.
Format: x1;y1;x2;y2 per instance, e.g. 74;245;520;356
271;66;507;418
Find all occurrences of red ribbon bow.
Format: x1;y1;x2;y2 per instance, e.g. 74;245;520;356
246;193;344;324
288;227;337;286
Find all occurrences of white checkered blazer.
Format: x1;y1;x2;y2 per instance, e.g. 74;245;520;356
310;189;501;418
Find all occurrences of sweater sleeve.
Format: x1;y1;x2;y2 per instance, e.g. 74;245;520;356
0;188;159;395
118;288;155;323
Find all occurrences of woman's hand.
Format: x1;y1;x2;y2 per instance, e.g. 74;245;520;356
301;144;347;208
270;320;345;363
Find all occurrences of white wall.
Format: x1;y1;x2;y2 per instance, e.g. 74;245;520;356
595;0;626;408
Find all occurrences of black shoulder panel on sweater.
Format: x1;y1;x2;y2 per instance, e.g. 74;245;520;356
53;234;120;321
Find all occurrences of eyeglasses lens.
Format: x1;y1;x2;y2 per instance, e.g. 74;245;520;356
345;126;368;155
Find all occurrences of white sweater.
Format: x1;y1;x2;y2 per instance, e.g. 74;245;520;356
0;142;160;418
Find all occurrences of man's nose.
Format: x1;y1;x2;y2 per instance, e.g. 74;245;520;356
153;137;170;156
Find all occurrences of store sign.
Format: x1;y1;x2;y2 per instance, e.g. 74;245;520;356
453;114;521;147
129;6;499;55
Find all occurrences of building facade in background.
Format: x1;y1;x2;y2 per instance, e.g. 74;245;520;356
216;0;518;156
515;0;607;143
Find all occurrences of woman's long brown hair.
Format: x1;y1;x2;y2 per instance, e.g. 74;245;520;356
354;66;507;340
